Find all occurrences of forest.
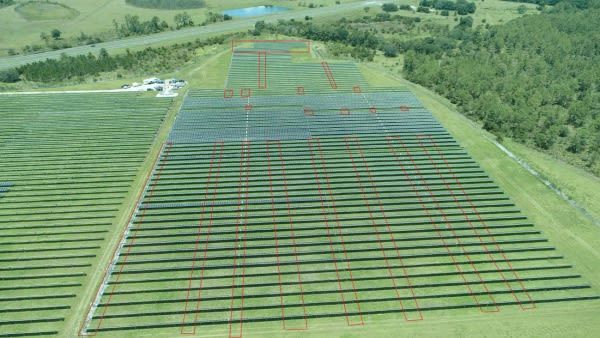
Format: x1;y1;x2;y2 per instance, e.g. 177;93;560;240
402;2;600;174
252;15;426;61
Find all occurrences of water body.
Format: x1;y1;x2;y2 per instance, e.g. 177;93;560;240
223;5;289;18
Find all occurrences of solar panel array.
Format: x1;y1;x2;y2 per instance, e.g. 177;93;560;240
82;89;598;336
0;93;171;337
226;52;370;96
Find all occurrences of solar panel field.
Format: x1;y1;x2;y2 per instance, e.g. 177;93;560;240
225;40;369;96
0;93;172;337
80;84;598;336
3;40;599;338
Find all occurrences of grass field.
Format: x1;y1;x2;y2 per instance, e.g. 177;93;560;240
72;42;600;337
502;139;600;222
315;0;538;28
0;92;173;337
0;1;373;69
14;1;80;21
0;0;358;55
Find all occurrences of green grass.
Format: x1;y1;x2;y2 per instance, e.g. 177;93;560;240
125;0;208;10
0;0;359;55
503;139;600;222
15;1;79;21
61;90;184;337
321;0;538;26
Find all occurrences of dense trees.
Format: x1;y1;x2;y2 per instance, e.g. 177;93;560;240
382;3;399;12
16;35;232;83
403;7;600;174
253;17;425;61
383;43;398;57
112;15;169;37
174;12;194;29
0;0;14;8
201;12;233;26
125;0;206;9
51;29;62;40
420;0;477;14
254;19;379;61
0;69;19;83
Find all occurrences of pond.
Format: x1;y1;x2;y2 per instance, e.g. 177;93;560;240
223;5;290;18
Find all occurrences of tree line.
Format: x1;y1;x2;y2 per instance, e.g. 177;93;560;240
14;34;234;83
125;0;206;10
419;0;476;14
14;10;230;56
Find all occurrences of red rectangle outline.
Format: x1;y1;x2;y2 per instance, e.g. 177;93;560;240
386;135;500;313
343;137;423;321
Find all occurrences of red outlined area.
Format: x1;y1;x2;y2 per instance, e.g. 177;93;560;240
307;138;364;326
343;137;423;322
180;141;225;334
321;61;338;90
224;89;234;98
266;140;309;330
231;39;311;54
78;142;171;336
240;88;252;98
418;134;536;310
386;135;500;313
257;51;267;89
90;142;174;334
228;141;251;338
231;40;311;92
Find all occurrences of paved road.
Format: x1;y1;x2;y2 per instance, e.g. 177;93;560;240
0;1;378;70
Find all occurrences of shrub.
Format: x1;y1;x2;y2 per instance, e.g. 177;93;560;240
0;68;20;83
383;44;399;57
382;3;399;12
0;0;14;8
